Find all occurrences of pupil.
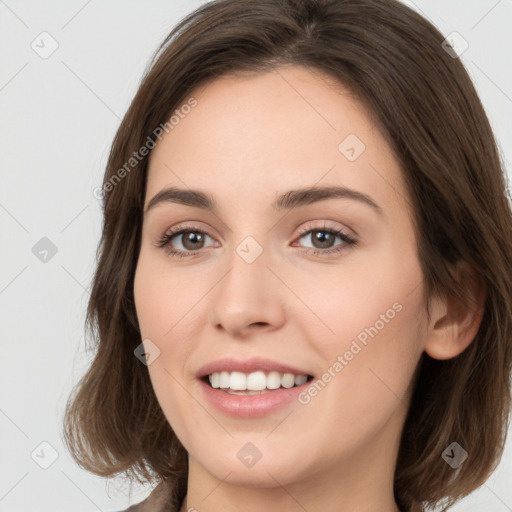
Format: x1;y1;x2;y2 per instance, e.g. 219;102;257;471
314;231;333;248
184;231;203;249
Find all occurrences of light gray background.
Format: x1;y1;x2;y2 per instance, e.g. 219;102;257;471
1;0;511;510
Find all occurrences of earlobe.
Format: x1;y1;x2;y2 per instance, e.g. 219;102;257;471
423;262;486;360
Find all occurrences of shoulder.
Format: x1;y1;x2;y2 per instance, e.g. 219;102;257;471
115;481;180;512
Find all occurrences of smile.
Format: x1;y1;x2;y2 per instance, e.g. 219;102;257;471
207;370;313;393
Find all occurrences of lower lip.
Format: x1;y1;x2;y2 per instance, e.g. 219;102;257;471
198;378;312;418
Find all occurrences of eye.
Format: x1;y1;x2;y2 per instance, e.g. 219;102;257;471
156;225;216;258
293;224;357;256
155;222;357;259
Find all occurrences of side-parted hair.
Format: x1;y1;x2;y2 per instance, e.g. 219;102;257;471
62;1;512;510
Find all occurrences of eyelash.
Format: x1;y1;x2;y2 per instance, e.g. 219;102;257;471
155;223;357;259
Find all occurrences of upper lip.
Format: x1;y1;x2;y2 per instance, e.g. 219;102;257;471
196;357;313;379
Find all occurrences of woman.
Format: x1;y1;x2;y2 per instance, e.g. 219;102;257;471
62;1;512;511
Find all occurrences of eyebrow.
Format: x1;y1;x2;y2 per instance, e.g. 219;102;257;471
144;185;382;215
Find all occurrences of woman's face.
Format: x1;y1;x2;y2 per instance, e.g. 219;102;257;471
134;65;429;495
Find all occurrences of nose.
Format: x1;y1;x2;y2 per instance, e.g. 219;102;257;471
208;244;286;338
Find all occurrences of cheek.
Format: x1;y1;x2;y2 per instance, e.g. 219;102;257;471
290;286;425;467
133;251;208;431
133;248;208;339
144;357;197;442
294;251;422;357
299;244;426;425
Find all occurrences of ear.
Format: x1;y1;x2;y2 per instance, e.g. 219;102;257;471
424;261;486;360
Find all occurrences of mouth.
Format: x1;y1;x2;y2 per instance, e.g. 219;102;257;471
201;371;315;395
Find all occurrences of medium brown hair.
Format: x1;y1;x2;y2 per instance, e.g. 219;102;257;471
62;1;512;510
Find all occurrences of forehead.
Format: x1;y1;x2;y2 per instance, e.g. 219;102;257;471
145;65;410;218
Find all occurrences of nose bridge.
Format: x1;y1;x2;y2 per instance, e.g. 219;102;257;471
208;233;285;335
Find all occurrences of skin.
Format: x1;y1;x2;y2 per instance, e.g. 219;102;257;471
133;65;483;512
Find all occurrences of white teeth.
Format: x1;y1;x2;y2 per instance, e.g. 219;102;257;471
266;371;281;390
281;373;295;388
294;375;308;386
229;371;246;390
210;372;220;388
247;371;266;390
207;370;310;391
219;371;230;388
